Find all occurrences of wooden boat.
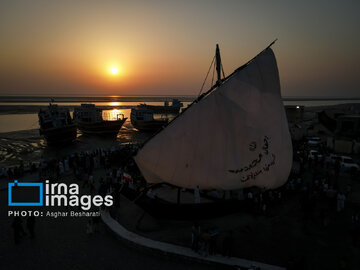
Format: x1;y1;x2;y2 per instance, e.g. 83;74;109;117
138;99;183;114
130;107;168;132
130;42;293;218
38;104;77;145
74;104;127;135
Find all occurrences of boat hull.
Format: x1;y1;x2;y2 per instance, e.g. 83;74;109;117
76;118;127;135
40;124;77;145
130;119;168;132
140;105;180;114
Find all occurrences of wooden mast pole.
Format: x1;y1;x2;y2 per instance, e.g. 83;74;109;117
215;44;222;85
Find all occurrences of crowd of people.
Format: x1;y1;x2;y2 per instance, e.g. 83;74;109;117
3;138;360;269
0;144;140;182
188;139;359;268
11;216;35;244
6;144;142;245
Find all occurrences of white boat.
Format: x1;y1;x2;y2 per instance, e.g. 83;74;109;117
134;42;293;191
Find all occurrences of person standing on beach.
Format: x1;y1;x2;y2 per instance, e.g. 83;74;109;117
200;230;211;256
64;158;70;172
26;216;35;239
88;174;94;189
82;172;89;188
194;185;201;203
222;230;234;257
337;192;346;212
191;222;200;252
59;161;64;175
86;219;94;235
12;217;25;244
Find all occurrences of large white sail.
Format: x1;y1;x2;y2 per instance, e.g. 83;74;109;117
134;47;292;190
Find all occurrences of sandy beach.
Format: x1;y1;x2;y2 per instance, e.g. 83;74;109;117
0;120;151;168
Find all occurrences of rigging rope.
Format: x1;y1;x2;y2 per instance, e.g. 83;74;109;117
198;55;215;97
138;40;277;150
211;57;216;88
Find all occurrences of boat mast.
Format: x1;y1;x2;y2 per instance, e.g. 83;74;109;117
215;44;222;85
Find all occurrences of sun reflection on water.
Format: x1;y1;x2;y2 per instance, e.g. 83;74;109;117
102;109;124;121
109;102;121;106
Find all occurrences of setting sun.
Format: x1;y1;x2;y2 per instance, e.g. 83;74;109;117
109;66;119;75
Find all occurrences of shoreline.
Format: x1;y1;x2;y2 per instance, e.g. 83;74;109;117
1;102;359;115
1;102;359;168
0;122;151;168
0;105;137;115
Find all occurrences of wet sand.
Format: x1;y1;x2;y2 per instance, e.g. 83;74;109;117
0;120;151;168
1;102;359;169
0;102;358;168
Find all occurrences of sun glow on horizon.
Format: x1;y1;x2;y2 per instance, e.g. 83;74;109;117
109;66;119;75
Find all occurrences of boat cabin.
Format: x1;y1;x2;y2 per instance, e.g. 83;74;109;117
170;98;183;108
74;104;103;123
131;107;156;121
39;104;73;129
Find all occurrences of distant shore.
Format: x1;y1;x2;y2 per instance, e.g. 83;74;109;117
0;105;136;115
1;102;360;115
0;95;196;104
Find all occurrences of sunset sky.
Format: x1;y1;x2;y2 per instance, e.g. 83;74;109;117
0;0;359;97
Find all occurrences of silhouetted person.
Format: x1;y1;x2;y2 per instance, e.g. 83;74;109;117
86;219;94;235
334;159;341;179
200;230;211;256
191;222;200;252
113;189;121;208
339;256;348;270
209;228;218;255
222;230;234;257
26;216;35;239
8;168;13;181
12;217;25;244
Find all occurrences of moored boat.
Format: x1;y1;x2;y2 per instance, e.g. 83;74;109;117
74;104;127;135
138;99;183;114
130;107;168;132
38;104;77;145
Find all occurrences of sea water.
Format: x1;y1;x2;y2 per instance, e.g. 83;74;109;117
0;95;359;167
0;95;359;133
